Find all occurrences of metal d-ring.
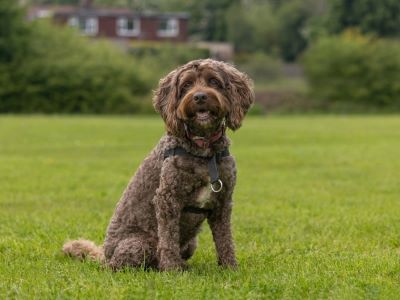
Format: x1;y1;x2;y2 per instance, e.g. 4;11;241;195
210;179;223;193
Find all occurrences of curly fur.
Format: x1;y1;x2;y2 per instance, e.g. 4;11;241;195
63;239;105;262
63;59;254;271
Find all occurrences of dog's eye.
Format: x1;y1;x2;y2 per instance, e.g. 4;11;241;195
209;78;222;88
182;81;193;90
179;81;193;98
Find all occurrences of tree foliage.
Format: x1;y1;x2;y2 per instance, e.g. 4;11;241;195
276;0;310;62
303;30;400;107
27;0;400;62
328;0;400;37
0;1;213;113
226;3;279;54
0;20;151;113
226;1;314;61
0;0;30;64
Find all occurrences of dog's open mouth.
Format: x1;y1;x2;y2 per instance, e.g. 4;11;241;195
195;110;213;121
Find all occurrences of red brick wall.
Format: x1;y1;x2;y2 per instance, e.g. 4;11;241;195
98;16;117;38
52;14;188;42
53;15;68;25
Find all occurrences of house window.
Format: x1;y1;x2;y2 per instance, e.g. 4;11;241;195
68;16;98;36
158;18;179;37
117;18;140;37
37;9;52;18
68;17;79;27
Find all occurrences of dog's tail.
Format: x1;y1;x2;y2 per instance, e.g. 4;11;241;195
62;239;105;263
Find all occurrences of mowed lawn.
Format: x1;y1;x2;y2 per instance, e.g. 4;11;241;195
1;115;400;299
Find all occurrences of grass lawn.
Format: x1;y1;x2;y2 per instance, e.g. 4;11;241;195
1;115;400;299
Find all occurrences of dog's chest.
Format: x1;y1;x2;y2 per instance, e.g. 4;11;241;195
194;186;214;208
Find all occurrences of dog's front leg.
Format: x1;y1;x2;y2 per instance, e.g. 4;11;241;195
153;172;186;271
207;195;237;268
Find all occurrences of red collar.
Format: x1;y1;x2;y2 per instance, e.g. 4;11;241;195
185;125;225;149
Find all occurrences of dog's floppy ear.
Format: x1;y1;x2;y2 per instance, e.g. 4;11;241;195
221;64;255;131
153;69;183;136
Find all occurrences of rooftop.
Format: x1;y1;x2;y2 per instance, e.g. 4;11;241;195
28;5;189;19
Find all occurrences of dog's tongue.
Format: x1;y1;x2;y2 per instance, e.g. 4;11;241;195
196;111;210;120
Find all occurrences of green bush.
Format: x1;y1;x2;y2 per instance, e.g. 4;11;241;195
328;0;400;37
236;52;283;82
303;30;400;108
128;42;210;86
0;17;212;114
0;20;151;114
0;0;30;64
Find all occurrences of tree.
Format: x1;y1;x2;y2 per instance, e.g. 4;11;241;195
276;0;310;62
328;0;400;37
0;0;30;63
185;0;240;41
303;31;400;107
29;0;79;4
226;2;279;54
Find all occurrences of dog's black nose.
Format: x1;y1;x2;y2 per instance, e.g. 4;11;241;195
193;92;208;104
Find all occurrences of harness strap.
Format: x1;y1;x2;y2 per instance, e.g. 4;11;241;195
163;147;190;159
164;146;230;189
183;206;213;215
164;147;230;163
207;155;219;184
164;146;230;215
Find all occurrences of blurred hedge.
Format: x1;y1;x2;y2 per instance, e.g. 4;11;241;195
0;20;153;114
0;10;209;114
236;52;283;81
303;31;400;108
129;42;209;67
127;41;209;93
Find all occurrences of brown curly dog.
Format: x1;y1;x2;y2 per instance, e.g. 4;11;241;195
63;59;254;271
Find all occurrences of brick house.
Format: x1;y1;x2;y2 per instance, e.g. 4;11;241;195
27;0;189;42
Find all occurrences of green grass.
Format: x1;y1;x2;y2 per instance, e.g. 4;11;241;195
1;115;400;299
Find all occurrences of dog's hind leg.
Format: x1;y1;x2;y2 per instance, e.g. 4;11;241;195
107;236;157;270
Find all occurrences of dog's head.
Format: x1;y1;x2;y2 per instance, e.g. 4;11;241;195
153;59;254;138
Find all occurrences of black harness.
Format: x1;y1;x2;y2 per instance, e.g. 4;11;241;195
163;146;230;215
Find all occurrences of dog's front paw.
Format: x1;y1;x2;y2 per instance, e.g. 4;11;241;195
159;259;188;272
159;253;188;272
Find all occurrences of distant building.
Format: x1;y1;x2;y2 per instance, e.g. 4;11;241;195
27;0;189;43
